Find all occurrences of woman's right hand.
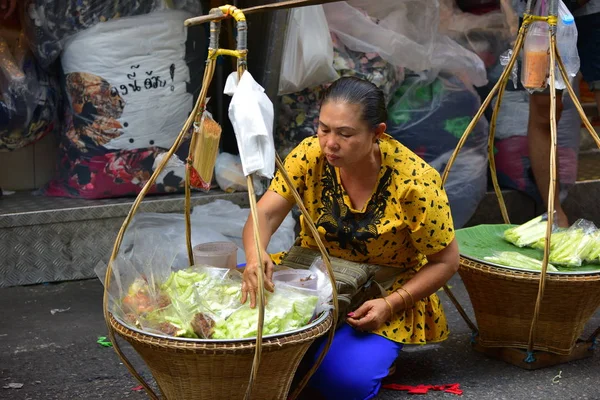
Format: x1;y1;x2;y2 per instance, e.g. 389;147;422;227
241;249;275;308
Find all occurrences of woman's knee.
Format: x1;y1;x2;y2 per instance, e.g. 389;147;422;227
310;360;383;400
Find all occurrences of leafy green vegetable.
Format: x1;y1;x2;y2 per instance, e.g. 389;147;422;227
584;231;600;263
503;215;550;248
129;267;318;340
484;251;558;272
549;228;595;267
212;291;318;339
530;230;568;251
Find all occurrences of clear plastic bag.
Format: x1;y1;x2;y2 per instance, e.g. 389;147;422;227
323;0;437;73
214;152;265;195
278;5;339;95
323;1;487;88
272;257;334;316
584;230;600;265
97;257;320;339
386;74;488;228
484;251;559;271
500;49;519;89
549;219;597;267
120;200;296;268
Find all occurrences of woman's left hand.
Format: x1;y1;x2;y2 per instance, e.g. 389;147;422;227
346;298;392;332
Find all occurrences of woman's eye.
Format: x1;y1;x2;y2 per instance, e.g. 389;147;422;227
339;132;350;138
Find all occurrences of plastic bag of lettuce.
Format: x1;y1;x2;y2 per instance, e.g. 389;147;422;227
111;265;320;340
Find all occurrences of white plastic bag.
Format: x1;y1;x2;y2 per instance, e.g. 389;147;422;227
226;71;275;179
278;5;339;95
60;10;194;151
214;152;265;195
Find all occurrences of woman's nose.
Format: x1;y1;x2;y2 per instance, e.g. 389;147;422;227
326;137;339;151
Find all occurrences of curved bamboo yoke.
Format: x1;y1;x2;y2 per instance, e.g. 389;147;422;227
102;5;339;400
440;0;600;358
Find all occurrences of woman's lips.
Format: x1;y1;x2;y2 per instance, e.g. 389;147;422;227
326;154;339;161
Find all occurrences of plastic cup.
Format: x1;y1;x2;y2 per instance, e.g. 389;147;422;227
192;242;238;269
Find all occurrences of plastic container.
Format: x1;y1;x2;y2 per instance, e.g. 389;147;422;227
522;21;550;90
192;242;238;269
555;2;579;89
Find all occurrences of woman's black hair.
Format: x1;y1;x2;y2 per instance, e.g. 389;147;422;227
320;76;388;128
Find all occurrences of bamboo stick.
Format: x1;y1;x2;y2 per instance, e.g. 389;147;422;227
527;29;559;355
487;36;526;225
245;174;266;400
276;153;339;400
436;27;528;334
442;283;478;333
184;0;343;26
441;30;526;185
554;45;600;149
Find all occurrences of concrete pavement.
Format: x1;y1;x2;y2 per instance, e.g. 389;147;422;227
1;275;599;400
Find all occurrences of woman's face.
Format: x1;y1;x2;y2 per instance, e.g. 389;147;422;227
317;100;384;168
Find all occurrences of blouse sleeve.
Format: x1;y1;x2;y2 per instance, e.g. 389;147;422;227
403;167;455;255
268;140;309;204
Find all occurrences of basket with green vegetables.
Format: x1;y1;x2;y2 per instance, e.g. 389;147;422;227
456;216;600;274
118;267;320;340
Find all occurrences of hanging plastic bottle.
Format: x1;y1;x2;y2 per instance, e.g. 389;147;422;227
554;0;580;89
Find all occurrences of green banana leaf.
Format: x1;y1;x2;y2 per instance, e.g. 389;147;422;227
455;224;600;274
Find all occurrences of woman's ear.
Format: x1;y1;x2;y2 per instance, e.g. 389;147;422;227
374;122;386;142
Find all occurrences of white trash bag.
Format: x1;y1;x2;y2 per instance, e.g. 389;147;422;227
278;5;339;95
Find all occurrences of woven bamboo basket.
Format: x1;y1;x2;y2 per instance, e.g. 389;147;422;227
438;0;600;363
458;258;600;355
103;4;340;399
109;312;332;400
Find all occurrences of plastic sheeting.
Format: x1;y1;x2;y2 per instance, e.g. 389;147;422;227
387;74;489;228
323;0;488;88
121;200;296;268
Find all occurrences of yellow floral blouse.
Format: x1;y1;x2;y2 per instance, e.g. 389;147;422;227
269;134;455;344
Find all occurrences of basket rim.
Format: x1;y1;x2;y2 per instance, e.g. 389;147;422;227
460;256;600;281
110;310;332;348
460;255;600;276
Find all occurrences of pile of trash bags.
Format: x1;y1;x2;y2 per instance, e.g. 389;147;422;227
276;0;506;227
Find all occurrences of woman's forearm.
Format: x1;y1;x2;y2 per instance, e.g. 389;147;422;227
242;191;296;264
242;208;275;262
387;240;459;311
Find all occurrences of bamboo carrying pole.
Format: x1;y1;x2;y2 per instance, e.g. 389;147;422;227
440;0;600;355
102;4;339;400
